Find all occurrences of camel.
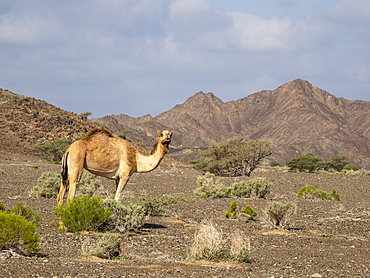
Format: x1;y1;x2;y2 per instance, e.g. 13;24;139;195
57;128;173;206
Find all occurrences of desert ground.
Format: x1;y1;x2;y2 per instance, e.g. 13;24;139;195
0;154;369;278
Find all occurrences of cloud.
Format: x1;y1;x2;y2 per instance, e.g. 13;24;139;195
0;0;369;118
0;13;62;45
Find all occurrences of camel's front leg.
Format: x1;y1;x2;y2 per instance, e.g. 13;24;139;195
114;175;130;201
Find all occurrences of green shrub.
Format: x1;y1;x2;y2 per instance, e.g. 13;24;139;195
224;201;238;219
101;198;147;233
53;196;111;233
134;196;185;216
343;163;359;171
286;153;325;172
92;233;123;259
0;202;5;211
265;201;296;228
241;205;258;220
77;171;101;197
0;211;40;255
231;177;271;198
297;185;340;201
32;172;61;198
11;202;42;227
194;172;232;198
35;139;71;162
32;171;100;199
0;169;4;175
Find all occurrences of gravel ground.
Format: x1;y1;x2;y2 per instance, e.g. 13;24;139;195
0;155;369;277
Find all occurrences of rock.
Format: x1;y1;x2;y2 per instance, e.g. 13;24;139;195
237;213;251;222
311;273;322;277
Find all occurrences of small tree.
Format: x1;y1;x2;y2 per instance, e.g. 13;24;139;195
328;155;350;172
286;153;324;173
198;138;273;177
80;112;92;120
35;139;71;162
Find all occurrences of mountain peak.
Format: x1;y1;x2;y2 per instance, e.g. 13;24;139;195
182;91;223;109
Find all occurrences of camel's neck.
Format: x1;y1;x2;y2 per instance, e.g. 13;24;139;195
136;141;168;173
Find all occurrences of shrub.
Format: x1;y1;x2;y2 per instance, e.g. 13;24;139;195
101;198;147;233
297;185;340;201
134;196;185;216
230;230;250;262
265;201;296;228
224;201;238;219
286;153;324;172
194;172;232;198
0;202;5;211
241;205;258;220
0;211;40;255
53;196;111;233
32;172;61;198
35;139;71;162
91;233;123;259
188;223;225;261
11;202;42;227
77;171;101;197
188;223;250;262
231;177;271;198
343;163;359;171
32;171;100;199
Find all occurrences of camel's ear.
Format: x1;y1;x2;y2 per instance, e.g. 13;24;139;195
157;130;162;136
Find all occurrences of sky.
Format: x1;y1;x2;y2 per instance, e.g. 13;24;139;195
0;0;369;118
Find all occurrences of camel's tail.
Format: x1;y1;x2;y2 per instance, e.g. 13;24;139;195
61;151;69;184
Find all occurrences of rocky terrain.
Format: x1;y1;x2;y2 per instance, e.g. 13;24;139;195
0;88;96;157
0;155;369;277
0;81;369;277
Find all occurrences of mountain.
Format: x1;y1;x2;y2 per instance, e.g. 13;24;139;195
2;80;370;168
98;79;370;168
0;88;96;157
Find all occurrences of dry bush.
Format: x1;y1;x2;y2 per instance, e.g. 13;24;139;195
230;230;250;262
188;223;225;260
265;201;296;228
188;223;250;262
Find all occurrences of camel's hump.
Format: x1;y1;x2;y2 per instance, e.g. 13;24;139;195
84;128;114;139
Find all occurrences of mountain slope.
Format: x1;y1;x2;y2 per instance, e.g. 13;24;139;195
98;79;370;168
0;88;96;157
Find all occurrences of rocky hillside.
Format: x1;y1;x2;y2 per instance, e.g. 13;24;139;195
0;88;96;157
2;80;370;167
98;79;370;168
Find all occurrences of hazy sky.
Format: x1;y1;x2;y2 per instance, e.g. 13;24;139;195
1;0;369;117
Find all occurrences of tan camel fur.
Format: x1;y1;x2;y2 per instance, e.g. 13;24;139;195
57;128;173;206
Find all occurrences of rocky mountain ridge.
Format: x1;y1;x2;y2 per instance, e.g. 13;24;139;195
1;80;369;167
98;79;370;167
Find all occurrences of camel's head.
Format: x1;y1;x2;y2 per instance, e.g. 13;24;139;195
157;130;173;147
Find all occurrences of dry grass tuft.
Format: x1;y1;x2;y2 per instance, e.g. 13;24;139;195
188;223;225;260
230;230;250;262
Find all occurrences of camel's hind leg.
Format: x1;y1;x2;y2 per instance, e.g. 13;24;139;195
57;146;85;206
57;180;68;207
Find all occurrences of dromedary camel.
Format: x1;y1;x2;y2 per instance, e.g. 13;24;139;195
57;128;173;206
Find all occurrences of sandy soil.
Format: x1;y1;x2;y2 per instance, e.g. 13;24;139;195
0;155;369;277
